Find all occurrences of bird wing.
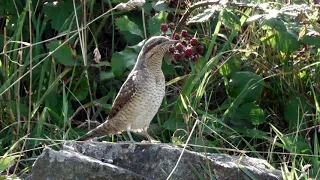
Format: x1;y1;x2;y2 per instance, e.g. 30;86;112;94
107;71;140;120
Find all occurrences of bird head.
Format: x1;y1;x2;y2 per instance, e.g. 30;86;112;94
140;36;179;59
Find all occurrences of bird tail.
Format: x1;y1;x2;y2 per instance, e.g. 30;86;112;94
76;122;115;141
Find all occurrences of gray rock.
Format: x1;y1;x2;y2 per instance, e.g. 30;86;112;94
31;142;282;180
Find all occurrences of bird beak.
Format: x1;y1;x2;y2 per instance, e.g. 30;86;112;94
164;39;179;45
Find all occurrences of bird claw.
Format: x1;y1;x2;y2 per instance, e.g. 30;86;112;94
140;139;161;144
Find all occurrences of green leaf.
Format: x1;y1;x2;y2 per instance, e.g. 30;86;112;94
100;71;115;80
271;124;312;154
115;15;143;44
227;71;264;102
284;96;311;130
301;35;320;48
0;155;20;173
0;3;3;16
72;78;89;102
153;0;175;12
148;11;168;36
221;9;241;31
270;31;300;54
162;119;187;131
231;126;267;139
281;135;312;154
7;101;29;117
234;103;265;125
110;0;127;3
262;18;287;32
142;2;153;14
43;1;75;32
47;41;76;66
162;60;175;76
111;48;138;77
218;57;241;77
45;91;62;124
246;14;265;23
90;61;111;67
188;8;217;24
0;34;3;53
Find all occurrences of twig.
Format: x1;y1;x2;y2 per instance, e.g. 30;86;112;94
173;0;263;35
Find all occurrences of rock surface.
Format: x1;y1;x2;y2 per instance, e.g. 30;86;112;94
31;142;282;180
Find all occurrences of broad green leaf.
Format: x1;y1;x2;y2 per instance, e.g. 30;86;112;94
72;78;89;102
219;57;241;77
115;16;143;44
128;39;145;52
100;71;115;80
111;48;138;76
90;61;111;67
262;18;287;33
0;35;3;53
231;126;267;139
246;14;265;23
194;56;206;74
142;2;153;14
227;71;264;102
188;8;217;24
7;101;29;117
281;135;312;154
162;60;175;76
0;155;20;173
162;119;187;131
110;0;128;4
273;31;300;54
284;96;311;130
221;9;241;31
45;91;62;124
232;103;265;126
0;3;3;17
1;0;16;15
43;1;75;32
153;0;176;12
148;11;168;36
271;124;312;154
301;35;320;48
47;41;77;66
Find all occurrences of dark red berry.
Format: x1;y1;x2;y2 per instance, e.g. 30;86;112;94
173;51;181;60
168;23;175;29
193;48;199;55
173;33;180;40
181;30;188;37
160;24;168;32
196;45;204;54
191;55;199;62
184;47;193;56
169;45;175;53
190;37;198;46
175;43;184;51
181;40;187;46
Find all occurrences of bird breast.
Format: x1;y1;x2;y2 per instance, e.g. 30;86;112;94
130;71;165;132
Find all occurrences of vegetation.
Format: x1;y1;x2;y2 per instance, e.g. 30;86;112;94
0;0;319;179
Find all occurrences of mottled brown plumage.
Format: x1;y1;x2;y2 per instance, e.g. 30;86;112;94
77;36;178;141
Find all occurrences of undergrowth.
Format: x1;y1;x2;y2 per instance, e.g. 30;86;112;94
0;0;319;179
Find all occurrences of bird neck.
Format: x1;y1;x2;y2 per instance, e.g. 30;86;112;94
135;53;164;76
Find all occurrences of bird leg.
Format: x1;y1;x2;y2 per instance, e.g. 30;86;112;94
143;129;152;143
126;125;135;143
142;128;161;143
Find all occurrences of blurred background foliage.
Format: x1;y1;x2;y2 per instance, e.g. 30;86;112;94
0;0;319;179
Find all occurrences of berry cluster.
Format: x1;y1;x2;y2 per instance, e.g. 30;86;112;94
160;24;204;62
160;23;175;36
